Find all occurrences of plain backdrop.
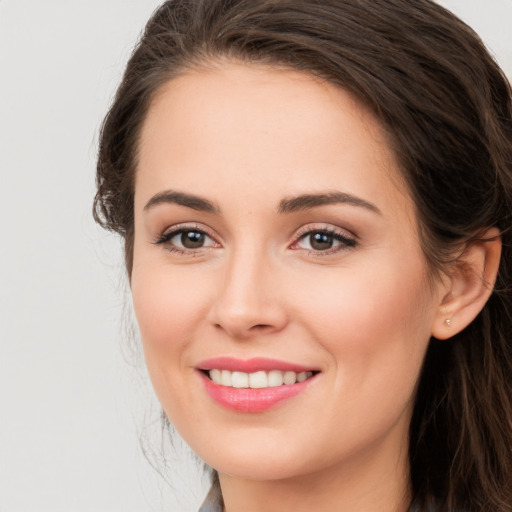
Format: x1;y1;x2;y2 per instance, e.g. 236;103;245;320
0;1;510;511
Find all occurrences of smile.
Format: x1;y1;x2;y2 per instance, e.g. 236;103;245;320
207;369;314;388
197;357;320;413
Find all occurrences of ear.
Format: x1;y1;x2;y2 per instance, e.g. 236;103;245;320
431;227;501;340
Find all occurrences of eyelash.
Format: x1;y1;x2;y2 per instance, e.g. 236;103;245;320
291;226;357;256
153;224;357;256
152;224;219;254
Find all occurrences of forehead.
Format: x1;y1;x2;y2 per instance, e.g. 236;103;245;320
136;62;412;219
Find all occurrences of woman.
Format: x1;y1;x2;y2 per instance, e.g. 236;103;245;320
94;0;512;510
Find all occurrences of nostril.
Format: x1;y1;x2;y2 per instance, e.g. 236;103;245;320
214;321;273;337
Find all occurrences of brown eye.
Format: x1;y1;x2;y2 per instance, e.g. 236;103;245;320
309;232;334;250
294;228;356;253
180;230;205;248
156;227;218;251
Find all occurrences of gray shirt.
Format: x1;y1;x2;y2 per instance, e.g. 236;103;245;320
198;480;223;512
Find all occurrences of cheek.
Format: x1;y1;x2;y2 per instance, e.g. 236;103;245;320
294;256;433;390
130;262;215;428
131;260;211;368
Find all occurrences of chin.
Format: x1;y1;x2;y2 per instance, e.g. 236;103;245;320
207;454;311;481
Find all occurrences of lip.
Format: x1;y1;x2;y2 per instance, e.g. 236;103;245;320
197;357;319;413
200;374;316;412
197;356;317;373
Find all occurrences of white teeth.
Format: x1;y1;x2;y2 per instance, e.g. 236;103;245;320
221;370;232;386
249;371;267;388
283;371;297;385
210;369;222;385
207;369;315;388
231;371;249;388
296;371;307;382
267;370;283;387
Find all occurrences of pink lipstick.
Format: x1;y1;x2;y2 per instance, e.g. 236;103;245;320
198;356;315;373
197;357;319;413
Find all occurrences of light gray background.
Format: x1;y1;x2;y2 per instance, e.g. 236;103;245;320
0;1;510;511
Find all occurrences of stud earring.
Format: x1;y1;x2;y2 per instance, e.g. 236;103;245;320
445;318;452;327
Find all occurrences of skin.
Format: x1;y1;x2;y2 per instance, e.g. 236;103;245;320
131;62;453;512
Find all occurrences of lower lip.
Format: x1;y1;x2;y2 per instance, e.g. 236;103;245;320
200;372;315;413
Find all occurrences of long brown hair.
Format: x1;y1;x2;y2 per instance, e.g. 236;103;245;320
94;1;512;510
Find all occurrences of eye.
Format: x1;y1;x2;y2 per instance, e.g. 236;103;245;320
172;230;209;249
292;228;356;253
154;226;219;252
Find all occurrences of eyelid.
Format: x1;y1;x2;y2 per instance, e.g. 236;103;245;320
152;222;221;249
152;222;356;255
290;224;357;254
293;223;356;240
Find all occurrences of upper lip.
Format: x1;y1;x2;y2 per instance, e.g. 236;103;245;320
196;357;319;373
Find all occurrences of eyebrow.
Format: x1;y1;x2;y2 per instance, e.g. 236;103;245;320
278;192;381;215
143;189;380;216
143;190;220;213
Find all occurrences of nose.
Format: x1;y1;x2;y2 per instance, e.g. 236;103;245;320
208;249;288;339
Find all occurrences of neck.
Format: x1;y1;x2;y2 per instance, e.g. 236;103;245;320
218;434;411;512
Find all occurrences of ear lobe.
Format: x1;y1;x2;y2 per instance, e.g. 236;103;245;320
431;228;501;340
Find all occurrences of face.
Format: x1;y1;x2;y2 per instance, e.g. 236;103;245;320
132;63;444;482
